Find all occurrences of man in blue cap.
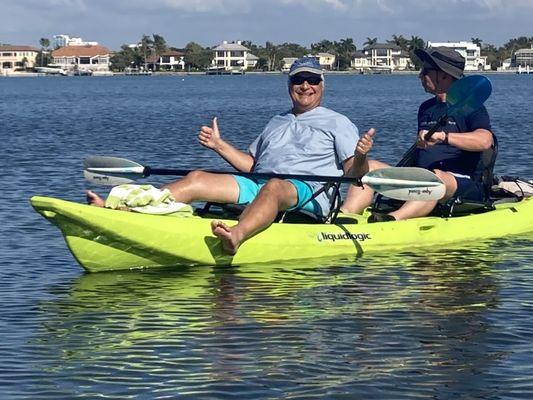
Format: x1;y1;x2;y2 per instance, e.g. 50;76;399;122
88;57;360;255
341;47;494;221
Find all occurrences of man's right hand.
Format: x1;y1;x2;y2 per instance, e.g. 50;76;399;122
355;128;376;156
198;117;223;151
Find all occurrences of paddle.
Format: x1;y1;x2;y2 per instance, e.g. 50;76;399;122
396;75;492;167
84;156;446;201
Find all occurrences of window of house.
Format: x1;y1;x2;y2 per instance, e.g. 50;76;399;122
162;56;170;63
230;51;243;57
79;57;90;64
2;53;13;57
217;60;225;66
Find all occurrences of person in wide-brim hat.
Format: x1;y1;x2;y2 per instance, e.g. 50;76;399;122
342;46;494;224
414;46;465;80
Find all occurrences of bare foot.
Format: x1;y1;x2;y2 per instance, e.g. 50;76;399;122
211;220;240;255
86;190;105;207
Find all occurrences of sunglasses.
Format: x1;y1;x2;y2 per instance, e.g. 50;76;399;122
290;75;322;86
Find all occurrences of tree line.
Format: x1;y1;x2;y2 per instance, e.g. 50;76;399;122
35;34;533;71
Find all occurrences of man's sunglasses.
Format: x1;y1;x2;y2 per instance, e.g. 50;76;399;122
290;75;322;86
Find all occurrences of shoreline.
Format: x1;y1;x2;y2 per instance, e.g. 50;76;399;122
1;69;527;78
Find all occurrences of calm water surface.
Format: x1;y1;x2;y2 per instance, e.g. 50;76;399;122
0;74;532;398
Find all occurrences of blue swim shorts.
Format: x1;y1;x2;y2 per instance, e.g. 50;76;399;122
232;175;323;215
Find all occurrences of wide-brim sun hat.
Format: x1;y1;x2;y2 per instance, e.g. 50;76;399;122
415;46;465;79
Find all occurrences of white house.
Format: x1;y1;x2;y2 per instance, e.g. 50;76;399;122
306;53;336;70
212;41;258;72
351;44;412;72
147;51;185;71
513;44;533;67
52;44;111;73
52;34;98;49
428;41;489;71
281;57;298;72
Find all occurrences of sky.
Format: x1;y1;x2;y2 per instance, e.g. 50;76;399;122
2;0;532;50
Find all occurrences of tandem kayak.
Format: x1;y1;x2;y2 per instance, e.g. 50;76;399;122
30;195;533;273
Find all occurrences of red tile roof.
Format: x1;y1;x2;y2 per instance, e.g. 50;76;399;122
52;45;111;57
0;45;39;52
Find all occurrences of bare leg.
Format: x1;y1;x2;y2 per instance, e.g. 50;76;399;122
212;179;298;255
389;170;458;220
87;171;240;209
86;190;105;207
162;171;240;204
341;159;390;213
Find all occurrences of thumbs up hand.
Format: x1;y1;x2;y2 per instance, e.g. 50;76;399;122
355;128;376;156
198;117;223;151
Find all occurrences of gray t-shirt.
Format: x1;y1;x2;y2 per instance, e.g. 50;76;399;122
249;106;359;215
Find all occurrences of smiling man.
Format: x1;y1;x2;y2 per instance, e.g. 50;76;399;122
88;57;361;255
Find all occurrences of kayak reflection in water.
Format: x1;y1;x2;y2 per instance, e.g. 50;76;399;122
341;47;495;222
88;57;366;255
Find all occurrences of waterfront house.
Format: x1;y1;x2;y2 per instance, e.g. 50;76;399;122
306;53;336;70
281;57;298;73
361;43;412;72
351;51;371;71
351;44;411;72
52;45;111;73
147;51;186;71
513;44;533;67
211;41;258;73
428;41;489;71
246;53;259;69
0;45;39;74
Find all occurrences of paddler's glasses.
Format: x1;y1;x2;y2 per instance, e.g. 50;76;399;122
290;75;322;86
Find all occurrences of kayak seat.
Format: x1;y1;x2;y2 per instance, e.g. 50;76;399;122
196;202;327;224
372;134;498;218
197;182;343;224
436;134;498;217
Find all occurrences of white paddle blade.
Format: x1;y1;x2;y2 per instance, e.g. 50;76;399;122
83;156;145;186
83;170;134;186
373;183;446;201
363;167;445;201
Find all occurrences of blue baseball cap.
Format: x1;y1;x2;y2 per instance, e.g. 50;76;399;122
289;57;323;76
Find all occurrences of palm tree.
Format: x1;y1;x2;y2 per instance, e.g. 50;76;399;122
388;34;408;50
471;37;483;47
140;35;154;71
39;37;50;67
265;41;279;71
364;37;378;47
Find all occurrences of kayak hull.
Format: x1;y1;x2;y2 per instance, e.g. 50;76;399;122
30;196;533;272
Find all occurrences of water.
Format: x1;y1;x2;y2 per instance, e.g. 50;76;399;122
0;74;532;398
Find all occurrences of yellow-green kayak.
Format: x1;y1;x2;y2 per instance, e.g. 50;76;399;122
30;196;533;273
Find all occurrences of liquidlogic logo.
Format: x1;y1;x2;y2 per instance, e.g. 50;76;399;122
317;232;372;243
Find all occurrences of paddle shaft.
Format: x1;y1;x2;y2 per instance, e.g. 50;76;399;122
145;166;365;185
